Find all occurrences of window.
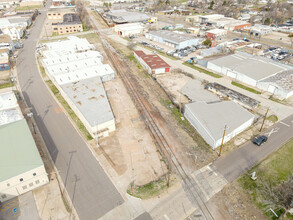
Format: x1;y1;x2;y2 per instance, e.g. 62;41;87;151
35;180;40;184
1;195;7;199
22;185;27;190
20;178;23;182
53;13;56;16
53;28;58;30
29;183;33;187
33;173;36;176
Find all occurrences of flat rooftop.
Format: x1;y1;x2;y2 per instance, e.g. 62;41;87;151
44;36;94;53
42;50;102;66
107;9;150;23
185;101;255;141
181;80;220;102
61;76;114;127
0;91;23;126
61;13;81;25
209;53;290;81
148;30;195;44
0;91;18;110
0;119;44;182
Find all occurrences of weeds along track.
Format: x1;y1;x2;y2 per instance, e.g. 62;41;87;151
98;36;214;220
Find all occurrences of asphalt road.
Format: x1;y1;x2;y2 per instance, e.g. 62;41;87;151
214;114;293;182
16;3;124;220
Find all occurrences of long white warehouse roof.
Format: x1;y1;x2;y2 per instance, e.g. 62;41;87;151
61;76;114;127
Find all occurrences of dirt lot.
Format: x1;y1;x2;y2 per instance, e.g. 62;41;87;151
100;77;167;187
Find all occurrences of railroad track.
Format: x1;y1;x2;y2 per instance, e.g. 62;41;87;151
99;37;214;220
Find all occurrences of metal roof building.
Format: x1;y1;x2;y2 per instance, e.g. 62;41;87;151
0;119;49;202
42;37;116;139
258;70;293;99
134;50;171;75
184;101;255;149
207;52;293;98
106;9;150;24
145;30;199;49
60;76;115;138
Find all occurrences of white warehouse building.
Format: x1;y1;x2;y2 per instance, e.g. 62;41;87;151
207;52;293;99
145;30;199;49
42;37;116;139
114;23;144;37
184;101;255;149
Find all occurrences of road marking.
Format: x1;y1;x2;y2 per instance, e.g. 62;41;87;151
264;127;280;137
280;121;290;127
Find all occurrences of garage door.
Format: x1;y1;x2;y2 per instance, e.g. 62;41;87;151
268;85;276;94
227;71;236;79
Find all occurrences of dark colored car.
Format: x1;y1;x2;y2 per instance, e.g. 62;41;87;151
253;135;268;146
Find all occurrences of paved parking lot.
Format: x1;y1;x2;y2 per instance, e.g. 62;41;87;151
0;192;39;220
0;197;20;220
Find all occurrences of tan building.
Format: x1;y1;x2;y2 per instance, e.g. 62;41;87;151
52;13;82;35
47;7;76;20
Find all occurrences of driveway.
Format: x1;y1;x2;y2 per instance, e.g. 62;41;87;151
16;2;124;219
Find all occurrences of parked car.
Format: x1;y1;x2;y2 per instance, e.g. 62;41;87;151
253;135;268;146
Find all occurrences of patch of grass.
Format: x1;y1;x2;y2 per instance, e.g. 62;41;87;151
127;54;150;77
81;21;89;31
45;80;93;140
231;81;261;94
78;33;100;44
269;96;288;105
0;82;12;89
51;32;59;37
160;99;209;150
127;175;176;199
37;58;46;77
238;138;293;219
61;195;70;213
267;115;278;123
183;62;222;78
15;5;43;10
38;37;68;44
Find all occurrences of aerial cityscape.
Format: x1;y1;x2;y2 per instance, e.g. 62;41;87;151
0;0;292;219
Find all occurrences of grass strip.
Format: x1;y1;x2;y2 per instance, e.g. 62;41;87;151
183;62;222;78
232;81;261;94
0;82;12;89
46;80;93;140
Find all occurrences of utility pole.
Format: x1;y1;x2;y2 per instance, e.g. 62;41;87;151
259;108;269;132
218;125;227;157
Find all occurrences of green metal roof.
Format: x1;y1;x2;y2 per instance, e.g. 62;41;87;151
0;119;44;182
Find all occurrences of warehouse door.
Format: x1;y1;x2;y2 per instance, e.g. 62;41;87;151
268;85;276;94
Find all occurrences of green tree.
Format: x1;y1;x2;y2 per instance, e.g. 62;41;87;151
208;1;215;9
109;2;112;7
223;0;227;5
203;38;212;47
264;17;271;25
